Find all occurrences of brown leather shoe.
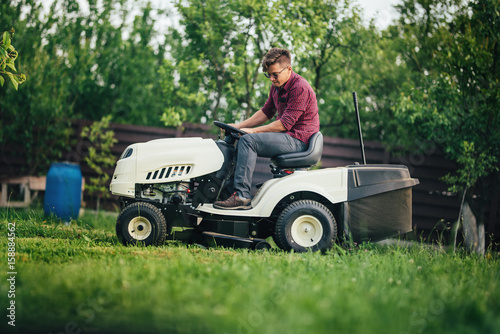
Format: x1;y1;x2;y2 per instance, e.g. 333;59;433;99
213;192;251;210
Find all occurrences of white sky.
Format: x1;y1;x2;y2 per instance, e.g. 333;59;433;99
146;0;403;39
356;0;401;30
149;0;403;31
39;0;401;36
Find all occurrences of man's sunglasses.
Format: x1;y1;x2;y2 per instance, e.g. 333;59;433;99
264;66;288;79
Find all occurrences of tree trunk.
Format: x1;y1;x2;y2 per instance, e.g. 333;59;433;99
95;196;100;222
462;201;478;251
462;200;485;255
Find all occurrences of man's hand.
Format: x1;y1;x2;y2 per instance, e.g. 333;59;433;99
230;110;285;135
240;128;255;134
240;121;286;135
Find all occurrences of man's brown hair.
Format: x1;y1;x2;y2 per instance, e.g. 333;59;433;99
262;48;292;72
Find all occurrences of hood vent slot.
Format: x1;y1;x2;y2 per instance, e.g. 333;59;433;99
146;165;191;181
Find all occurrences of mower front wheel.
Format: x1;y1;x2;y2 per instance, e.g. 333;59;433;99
275;200;336;252
116;202;167;246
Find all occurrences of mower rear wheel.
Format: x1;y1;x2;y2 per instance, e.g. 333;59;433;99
275;200;336;252
116;202;167;246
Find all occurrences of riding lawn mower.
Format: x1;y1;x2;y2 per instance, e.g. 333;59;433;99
110;94;419;252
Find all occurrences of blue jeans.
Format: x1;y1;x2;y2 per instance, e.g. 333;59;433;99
234;133;308;199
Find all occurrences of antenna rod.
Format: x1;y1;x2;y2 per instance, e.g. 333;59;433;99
353;92;366;165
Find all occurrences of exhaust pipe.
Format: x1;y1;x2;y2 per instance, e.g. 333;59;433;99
352;92;366;165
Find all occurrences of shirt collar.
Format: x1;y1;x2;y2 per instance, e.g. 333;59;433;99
277;70;296;92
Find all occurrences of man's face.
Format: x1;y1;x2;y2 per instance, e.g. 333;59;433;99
266;63;291;88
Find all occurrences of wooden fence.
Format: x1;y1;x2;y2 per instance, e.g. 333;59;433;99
1;120;498;243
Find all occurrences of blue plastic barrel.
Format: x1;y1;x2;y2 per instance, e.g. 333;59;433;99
43;162;82;221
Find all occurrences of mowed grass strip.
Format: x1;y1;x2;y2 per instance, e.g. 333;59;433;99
1;209;499;334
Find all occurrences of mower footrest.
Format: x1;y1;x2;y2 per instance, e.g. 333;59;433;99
201;232;270;250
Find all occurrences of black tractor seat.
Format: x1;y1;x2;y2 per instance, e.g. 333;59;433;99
271;132;323;169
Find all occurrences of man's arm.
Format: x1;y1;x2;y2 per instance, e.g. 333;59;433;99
231;109;269;129
241;119;286;134
232;109;286;134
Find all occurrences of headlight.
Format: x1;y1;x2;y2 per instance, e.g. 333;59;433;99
120;148;133;159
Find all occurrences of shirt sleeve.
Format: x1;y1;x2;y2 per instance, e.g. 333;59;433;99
261;88;276;119
279;85;309;130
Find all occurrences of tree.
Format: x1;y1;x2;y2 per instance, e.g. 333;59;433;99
161;0;373;131
161;0;278;125
0;1;74;175
389;0;500;250
41;0;168;125
0;0;170;175
280;0;378;138
392;0;499;189
80;115;118;216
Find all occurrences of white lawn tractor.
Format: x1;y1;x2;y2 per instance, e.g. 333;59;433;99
110;94;419;252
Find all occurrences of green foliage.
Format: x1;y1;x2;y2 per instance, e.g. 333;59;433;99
159;0;374;131
390;0;500;192
161;0;272;124
441;141;499;193
0;0;167;175
0;1;75;175
159;56;207;126
1;0;498;195
80;115;118;202
39;0;167;125
0;29;26;90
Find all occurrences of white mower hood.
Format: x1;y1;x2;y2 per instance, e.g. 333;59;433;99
110;137;224;197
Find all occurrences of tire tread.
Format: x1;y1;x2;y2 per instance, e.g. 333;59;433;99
275;200;336;252
116;202;167;246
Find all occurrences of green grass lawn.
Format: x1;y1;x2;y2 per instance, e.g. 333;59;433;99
1;208;499;334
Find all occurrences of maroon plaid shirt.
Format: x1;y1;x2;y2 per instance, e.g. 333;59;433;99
261;71;320;144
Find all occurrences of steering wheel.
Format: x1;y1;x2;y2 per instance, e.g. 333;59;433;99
214;121;247;137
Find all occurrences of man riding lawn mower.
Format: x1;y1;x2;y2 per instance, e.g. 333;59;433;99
110;48;419;252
